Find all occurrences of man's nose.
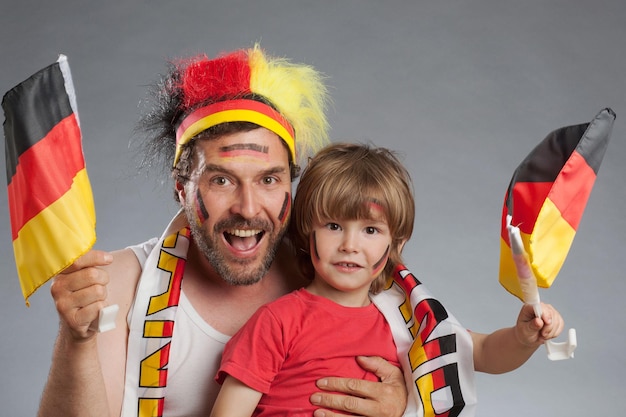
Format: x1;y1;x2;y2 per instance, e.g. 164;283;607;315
231;183;261;219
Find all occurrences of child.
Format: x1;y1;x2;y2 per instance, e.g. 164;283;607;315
211;143;413;416
211;143;564;416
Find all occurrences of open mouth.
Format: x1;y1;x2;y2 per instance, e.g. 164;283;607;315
224;229;265;251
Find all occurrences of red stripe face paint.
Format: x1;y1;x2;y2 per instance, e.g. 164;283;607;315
366;198;385;215
218;143;270;162
278;192;291;225
372;245;390;276
194;188;209;226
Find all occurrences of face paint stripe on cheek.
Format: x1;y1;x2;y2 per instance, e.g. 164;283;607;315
312;231;320;261
278;192;291;224
373;245;390;274
195;188;209;224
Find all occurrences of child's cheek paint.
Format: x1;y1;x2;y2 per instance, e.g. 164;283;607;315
311;231;320;261
372;245;390;275
194;188;209;226
278;192;291;225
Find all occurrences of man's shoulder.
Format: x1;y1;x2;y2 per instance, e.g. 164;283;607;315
125;237;160;267
103;246;149;324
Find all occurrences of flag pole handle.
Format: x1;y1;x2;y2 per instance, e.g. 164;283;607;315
545;329;577;360
91;304;119;333
506;216;577;361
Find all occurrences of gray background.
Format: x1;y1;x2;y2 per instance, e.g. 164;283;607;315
1;1;624;415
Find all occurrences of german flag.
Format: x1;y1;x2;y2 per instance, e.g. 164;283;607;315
2;55;96;305
499;108;615;300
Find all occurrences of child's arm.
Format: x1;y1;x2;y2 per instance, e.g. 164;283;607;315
210;375;263;417
471;302;564;374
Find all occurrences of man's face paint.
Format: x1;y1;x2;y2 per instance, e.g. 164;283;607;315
194;188;210;227
278;192;291;226
218;143;270;162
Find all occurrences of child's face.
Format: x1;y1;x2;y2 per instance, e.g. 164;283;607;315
308;208;392;305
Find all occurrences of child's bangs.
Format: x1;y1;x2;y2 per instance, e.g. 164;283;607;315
313;176;388;222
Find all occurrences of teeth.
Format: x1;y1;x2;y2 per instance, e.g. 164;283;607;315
228;229;261;237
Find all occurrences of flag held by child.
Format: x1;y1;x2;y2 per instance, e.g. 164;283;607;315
2;55;96;305
499;108;615;300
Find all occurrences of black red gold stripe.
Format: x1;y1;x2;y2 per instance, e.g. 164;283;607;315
2;56;95;304
499;108;615;300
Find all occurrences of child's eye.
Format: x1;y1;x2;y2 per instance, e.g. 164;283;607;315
327;223;341;231
365;226;378;234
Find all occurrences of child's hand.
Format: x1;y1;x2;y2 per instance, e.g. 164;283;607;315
514;303;565;348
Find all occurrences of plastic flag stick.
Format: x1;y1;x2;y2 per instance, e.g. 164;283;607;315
506;215;577;360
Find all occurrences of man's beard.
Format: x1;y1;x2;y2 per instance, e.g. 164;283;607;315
188;211;287;286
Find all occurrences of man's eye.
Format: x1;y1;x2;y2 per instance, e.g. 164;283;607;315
262;177;277;185
212;177;228;186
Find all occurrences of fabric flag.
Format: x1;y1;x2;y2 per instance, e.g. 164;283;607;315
499;108;615;300
2;55;96;305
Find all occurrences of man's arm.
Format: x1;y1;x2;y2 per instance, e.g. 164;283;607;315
38;328;110;417
310;356;407;417
37;249;140;417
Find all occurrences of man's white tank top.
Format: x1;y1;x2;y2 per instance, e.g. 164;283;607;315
128;240;231;417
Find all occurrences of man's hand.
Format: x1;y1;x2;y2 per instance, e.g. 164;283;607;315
310;356;407;417
50;250;113;341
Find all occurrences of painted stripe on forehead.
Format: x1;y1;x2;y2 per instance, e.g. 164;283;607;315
366;198;385;213
278;192;291;224
373;245;390;273
218;143;270;161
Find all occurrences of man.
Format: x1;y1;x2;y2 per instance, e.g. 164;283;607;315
36;44;565;417
36;45;407;417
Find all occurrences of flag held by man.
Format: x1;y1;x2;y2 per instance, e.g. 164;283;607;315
2;55;96;305
499;108;615;300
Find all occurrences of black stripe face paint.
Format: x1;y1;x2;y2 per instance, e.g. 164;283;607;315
195;188;209;224
372;245;390;274
278;192;291;224
311;231;320;260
